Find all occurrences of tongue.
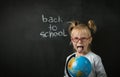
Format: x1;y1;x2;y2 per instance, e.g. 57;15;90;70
77;46;83;52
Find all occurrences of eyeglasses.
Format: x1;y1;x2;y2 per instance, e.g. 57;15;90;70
71;36;91;43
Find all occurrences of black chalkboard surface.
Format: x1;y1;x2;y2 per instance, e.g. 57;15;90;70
0;0;120;77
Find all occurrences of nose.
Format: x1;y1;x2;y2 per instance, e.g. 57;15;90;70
77;39;82;43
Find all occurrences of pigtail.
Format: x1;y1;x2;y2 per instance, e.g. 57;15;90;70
87;20;97;34
68;20;79;35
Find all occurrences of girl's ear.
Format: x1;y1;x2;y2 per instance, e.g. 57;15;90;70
70;37;73;45
89;37;92;44
69;41;72;46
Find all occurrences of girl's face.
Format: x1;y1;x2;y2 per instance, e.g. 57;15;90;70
71;28;92;55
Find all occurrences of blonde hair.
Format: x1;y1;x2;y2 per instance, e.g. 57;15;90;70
68;20;97;37
68;20;97;52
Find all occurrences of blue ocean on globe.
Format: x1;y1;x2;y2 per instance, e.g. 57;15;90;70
67;56;92;77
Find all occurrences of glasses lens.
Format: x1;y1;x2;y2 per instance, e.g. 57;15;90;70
72;37;90;43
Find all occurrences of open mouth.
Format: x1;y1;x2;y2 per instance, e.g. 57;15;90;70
77;46;84;52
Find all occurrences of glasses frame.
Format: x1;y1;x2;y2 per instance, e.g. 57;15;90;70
71;36;91;43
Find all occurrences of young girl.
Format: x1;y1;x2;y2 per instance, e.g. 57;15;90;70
64;20;107;77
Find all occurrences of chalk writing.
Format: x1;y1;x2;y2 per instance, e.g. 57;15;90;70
40;14;67;38
42;14;62;23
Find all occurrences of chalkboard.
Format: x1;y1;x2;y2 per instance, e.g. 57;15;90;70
0;0;120;77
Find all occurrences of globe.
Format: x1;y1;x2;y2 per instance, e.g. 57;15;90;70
67;56;92;77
